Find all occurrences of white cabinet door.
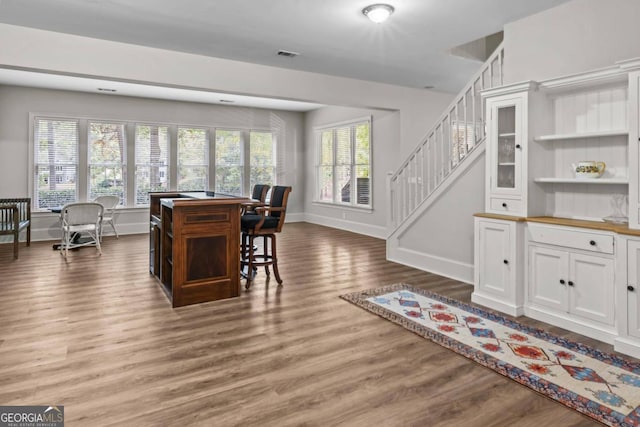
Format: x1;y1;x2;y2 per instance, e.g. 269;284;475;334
488;97;524;197
484;91;529;217
528;245;567;312
627;240;640;338
569;253;615;326
477;219;513;299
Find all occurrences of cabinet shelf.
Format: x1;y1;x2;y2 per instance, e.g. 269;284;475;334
498;162;516;166
534;177;629;185
498;133;516;138
534;129;628;142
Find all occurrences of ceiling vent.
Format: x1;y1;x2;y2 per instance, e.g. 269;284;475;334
277;50;299;58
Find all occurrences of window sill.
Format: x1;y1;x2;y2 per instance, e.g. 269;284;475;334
33;206;151;216
312;201;373;213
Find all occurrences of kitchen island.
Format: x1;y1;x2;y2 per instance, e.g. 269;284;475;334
149;192;247;307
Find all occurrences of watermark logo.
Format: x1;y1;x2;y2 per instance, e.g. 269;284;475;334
0;406;64;427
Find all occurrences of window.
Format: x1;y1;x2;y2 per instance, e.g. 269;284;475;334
215;129;242;195
88;122;126;203
135;124;169;206
34;118;79;209
316;119;371;207
32;115;278;209
177;127;208;191
249;131;276;190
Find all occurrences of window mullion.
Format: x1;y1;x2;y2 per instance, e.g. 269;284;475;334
126;122;136;206
332;129;341;203
351;124;356;206
78;119;88;202
168;125;178;191
208;128;216;191
242;130;250;196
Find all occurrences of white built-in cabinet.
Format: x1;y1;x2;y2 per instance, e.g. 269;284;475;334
624;239;640;339
474;57;640;358
473;216;524;316
526;223;615;342
628;70;640;229
483;82;544;217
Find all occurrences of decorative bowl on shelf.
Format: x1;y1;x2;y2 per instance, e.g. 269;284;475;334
573;160;606;179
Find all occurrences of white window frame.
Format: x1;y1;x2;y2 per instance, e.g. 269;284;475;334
31;115;80;210
87;120;128;204
314;116;372;209
29;113;280;210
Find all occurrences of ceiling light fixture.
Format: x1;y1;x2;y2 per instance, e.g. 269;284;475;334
362;4;394;23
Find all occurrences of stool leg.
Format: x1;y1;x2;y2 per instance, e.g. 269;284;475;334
271;234;282;284
246;235;255;290
264;235;270;277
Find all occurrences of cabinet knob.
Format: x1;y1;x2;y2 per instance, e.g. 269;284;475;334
589;240;596;246
629;285;636;292
559;279;565;285
502;202;507;208
503;259;509;264
568;281;574;287
515;144;521;149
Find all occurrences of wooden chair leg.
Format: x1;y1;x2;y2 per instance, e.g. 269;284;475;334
271;234;282;284
27;226;31;247
13;231;18;259
264;235;270;277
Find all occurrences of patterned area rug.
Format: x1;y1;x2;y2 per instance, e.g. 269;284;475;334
340;283;640;427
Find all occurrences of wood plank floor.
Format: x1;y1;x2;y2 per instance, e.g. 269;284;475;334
0;222;619;426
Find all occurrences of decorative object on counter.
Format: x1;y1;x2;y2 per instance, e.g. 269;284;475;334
341;283;640;427
573;160;606;179
603;194;629;224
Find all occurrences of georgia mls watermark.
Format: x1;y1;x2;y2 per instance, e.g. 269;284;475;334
0;406;64;427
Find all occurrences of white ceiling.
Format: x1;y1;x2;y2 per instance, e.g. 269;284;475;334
0;0;570;109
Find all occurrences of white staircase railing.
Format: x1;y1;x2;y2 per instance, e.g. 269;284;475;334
388;43;504;232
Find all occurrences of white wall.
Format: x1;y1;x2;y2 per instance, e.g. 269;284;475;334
0;23;454;245
0;24;453;161
303;106;400;238
393;153;485;282
0;85;305;240
390;0;640;283
504;0;640;85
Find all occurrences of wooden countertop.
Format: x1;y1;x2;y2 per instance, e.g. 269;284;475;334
474;213;640;237
161;193;248;208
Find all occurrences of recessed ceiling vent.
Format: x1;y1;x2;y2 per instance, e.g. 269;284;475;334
277;50;299;58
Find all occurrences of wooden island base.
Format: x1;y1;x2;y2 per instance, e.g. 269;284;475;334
149;192;247;307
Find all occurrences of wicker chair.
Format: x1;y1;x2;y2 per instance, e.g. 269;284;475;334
0;198;31;259
94;195;120;240
59;202;103;260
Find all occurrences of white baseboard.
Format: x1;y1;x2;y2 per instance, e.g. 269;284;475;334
302;213;386;239
285;213;305;223
471;292;524;317
524;305;617;345
386;244;473;284
614;337;640;359
28;222;149;242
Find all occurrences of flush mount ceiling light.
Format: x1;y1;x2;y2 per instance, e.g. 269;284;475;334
362;4;394;23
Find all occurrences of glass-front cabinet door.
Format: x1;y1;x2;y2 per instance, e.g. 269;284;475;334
487;95;524;199
496;106;517;189
483;89;528;217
